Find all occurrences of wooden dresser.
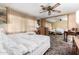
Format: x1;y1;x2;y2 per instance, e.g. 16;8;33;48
37;18;49;35
37;27;49;35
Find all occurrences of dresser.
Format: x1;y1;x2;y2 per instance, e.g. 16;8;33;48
37;27;49;35
37;18;49;35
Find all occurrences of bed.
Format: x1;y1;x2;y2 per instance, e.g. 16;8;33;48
49;28;64;35
0;31;50;55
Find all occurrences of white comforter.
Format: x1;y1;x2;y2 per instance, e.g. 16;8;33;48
8;33;50;52
0;32;50;55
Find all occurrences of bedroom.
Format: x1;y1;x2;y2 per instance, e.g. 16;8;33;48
0;3;79;55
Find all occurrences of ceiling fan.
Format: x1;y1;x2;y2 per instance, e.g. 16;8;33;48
40;3;61;15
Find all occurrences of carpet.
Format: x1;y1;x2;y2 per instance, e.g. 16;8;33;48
44;35;72;55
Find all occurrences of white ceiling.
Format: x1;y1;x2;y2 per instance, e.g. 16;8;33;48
1;3;79;18
0;3;79;22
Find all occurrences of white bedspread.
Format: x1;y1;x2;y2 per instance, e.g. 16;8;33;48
8;34;50;52
0;31;50;55
0;32;28;55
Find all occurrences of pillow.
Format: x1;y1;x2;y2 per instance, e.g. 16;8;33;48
25;32;36;35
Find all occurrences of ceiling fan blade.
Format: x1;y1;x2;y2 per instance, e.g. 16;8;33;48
52;3;61;9
40;10;47;13
40;6;46;10
52;10;61;13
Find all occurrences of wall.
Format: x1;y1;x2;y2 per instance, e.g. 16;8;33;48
47;15;68;31
68;13;77;30
45;21;52;30
5;8;37;33
76;11;79;31
49;14;77;31
4;8;77;33
52;20;67;30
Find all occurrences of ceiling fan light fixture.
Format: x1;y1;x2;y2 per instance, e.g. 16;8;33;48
40;3;61;15
48;11;51;15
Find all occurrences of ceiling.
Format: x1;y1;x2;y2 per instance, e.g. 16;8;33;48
1;3;79;18
0;3;79;22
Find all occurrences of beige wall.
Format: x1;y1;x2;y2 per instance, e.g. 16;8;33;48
50;13;77;31
4;8;77;33
45;21;52;30
52;20;67;30
5;8;37;33
68;13;77;30
77;25;79;31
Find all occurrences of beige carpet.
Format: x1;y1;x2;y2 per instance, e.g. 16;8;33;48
44;35;72;55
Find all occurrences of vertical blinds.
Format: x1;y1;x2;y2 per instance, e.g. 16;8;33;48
6;13;37;33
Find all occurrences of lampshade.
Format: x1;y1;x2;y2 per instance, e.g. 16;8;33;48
35;23;39;28
35;21;39;28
